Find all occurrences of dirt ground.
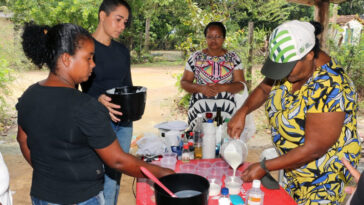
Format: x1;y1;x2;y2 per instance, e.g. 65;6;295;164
1;66;363;204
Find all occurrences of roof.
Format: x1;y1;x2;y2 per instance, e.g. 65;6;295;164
330;15;364;25
287;0;346;6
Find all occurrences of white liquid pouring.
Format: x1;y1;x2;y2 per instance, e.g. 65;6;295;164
223;142;243;176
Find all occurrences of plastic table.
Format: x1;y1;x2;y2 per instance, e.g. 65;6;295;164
136;158;297;205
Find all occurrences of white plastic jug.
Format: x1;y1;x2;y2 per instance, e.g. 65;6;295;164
165;130;181;148
220;139;248;172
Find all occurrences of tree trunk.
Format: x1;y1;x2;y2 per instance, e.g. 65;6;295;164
314;0;330;52
144;16;151;53
247;21;254;90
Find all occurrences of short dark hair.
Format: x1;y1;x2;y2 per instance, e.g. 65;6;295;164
22;23;92;73
204;22;226;38
99;0;132;27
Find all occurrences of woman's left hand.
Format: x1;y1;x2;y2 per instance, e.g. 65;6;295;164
241;162;266;182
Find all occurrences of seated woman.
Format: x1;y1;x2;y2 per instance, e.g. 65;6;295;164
228;20;360;204
17;23;173;205
180;21;246;128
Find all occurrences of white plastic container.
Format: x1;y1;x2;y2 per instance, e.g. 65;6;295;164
218;187;230;205
246;180;264;205
202;120;216;159
224;176;243;195
208;178;222;196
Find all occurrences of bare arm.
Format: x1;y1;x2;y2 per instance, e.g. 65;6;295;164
241;112;345;181
180;70;217;97
213;70;246;94
16;125;32;166
96;140;174;179
227;77;274;138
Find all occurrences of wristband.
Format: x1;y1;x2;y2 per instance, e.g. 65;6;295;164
260;157;270;174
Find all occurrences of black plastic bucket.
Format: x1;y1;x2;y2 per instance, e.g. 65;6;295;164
106;86;147;122
154;173;209;205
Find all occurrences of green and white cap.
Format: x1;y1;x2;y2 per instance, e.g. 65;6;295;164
261;20;315;80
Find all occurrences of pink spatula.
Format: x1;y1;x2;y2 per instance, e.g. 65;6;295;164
140;166;177;198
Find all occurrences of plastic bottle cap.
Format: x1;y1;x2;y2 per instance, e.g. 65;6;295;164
207;119;213;123
183;144;189;149
224;118;230;123
221;187;229;195
189;132;194;136
206;113;213;119
252;179;261;188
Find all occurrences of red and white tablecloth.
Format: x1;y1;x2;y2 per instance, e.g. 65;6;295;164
136;158;297;205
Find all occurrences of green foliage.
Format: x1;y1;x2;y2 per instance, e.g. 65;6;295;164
338;0;364;15
328;29;364;97
8;0;100;32
0;58;13;131
174;72;190;109
225;28;267;74
0;18;34;71
228;0;301;30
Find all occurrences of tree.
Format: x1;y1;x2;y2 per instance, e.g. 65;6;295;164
338;0;364;15
8;0;100;31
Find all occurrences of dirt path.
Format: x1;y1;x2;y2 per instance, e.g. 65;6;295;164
1;66;363;204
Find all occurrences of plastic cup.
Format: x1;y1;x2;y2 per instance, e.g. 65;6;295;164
162;152;177;159
160;157;177;170
212;161;229;169
179;163;196;174
196;161;212;178
208;178;222;196
224;176;243;195
207;167;224;180
225;168;242;177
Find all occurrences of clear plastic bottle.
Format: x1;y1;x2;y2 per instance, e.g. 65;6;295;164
193;114;203;159
247;180;264;205
181;144;190;163
221;118;230;146
218;187;230;205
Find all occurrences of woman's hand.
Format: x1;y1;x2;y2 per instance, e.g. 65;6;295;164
98;94;123;122
227;108;246;138
342;157;360;194
241;162;266;182
200;84;219;97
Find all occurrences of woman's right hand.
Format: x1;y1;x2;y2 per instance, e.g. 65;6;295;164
227;108;246;139
98;94;123;122
200;84;218;97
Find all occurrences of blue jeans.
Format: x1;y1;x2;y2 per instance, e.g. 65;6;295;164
103;122;133;205
31;191;104;205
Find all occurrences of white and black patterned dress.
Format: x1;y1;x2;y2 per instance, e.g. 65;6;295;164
185;50;244;128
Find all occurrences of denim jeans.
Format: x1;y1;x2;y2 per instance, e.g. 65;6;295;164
103;122;133;205
31;191;104;205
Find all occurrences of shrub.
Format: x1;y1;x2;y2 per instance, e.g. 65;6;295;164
0;58;14;132
328;32;364;98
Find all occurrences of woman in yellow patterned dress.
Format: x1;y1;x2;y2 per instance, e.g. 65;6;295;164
227;20;360;204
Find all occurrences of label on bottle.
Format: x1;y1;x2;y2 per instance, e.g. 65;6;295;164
247;195;262;205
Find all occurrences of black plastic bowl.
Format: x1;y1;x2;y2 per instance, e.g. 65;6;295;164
154;173;209;205
106;86;147;122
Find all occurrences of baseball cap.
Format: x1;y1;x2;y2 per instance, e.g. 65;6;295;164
261;20;315;80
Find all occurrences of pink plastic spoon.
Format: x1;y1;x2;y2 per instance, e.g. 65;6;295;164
140;166;177;198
